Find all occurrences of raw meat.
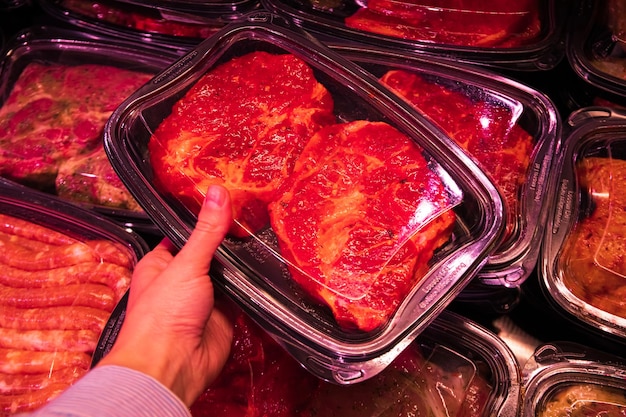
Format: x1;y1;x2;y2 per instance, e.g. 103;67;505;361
268;120;456;331
191;312;492;417
0;62;151;209
345;0;541;47
379;69;534;242
149;51;335;236
559;157;626;319
56;144;141;211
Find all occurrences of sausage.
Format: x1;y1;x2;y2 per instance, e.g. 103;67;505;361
0;234;131;271
0;262;131;300
0;214;78;246
0;381;74;414
0;283;117;312
0;328;99;353
83;240;134;269
0;348;91;374
0;306;109;333
0;367;86;394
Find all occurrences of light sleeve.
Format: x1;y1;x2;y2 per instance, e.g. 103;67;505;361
17;365;191;417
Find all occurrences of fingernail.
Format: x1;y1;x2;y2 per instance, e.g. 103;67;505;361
204;185;226;208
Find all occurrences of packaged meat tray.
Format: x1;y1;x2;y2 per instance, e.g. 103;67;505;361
113;0;260;16
567;0;626;101
541;106;626;342
0;177;149;414
104;13;505;383
331;44;560;289
0;25;179;233
521;341;626;416
260;0;569;71
95;301;521;417
37;0;259;51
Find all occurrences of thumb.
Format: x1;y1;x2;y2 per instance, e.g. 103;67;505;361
171;185;232;276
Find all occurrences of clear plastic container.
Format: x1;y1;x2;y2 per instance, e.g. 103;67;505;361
37;0;259;50
0;25;179;233
0;177;148;414
541;106;626;341
567;0;626;99
331;44;560;289
261;0;569;71
96;306;521;417
104;12;505;383
521;341;626;417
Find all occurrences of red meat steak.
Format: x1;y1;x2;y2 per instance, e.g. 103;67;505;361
268;120;456;332
149;51;335;236
345;0;541;47
0;63;152;188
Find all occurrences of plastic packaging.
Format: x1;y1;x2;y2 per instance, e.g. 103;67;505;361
0;177;148;414
0;25;179;232
38;0;260;51
104;12;505;383
522;341;626;416
541;106;626;341
330;44;560;289
261;0;569;71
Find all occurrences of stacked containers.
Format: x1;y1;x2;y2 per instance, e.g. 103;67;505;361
0;26;180;233
104;14;506;383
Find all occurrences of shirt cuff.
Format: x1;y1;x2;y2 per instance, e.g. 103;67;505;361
29;365;191;417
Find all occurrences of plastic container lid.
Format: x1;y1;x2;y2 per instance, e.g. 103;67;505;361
260;0;568;71
0;25;179;233
567;0;626;99
104;12;504;383
521;341;626;416
330;44;561;288
95;305;521;417
541;106;626;341
37;0;258;50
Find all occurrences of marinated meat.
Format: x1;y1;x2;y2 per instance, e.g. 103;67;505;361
539;383;626;417
56;144;141;211
268;120;456;332
380;69;534;242
0;62;151;209
60;0;222;38
559;157;626;319
345;0;541;48
191;312;492;417
148;51;336;236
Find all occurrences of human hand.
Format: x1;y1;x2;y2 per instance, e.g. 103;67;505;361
97;184;235;406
